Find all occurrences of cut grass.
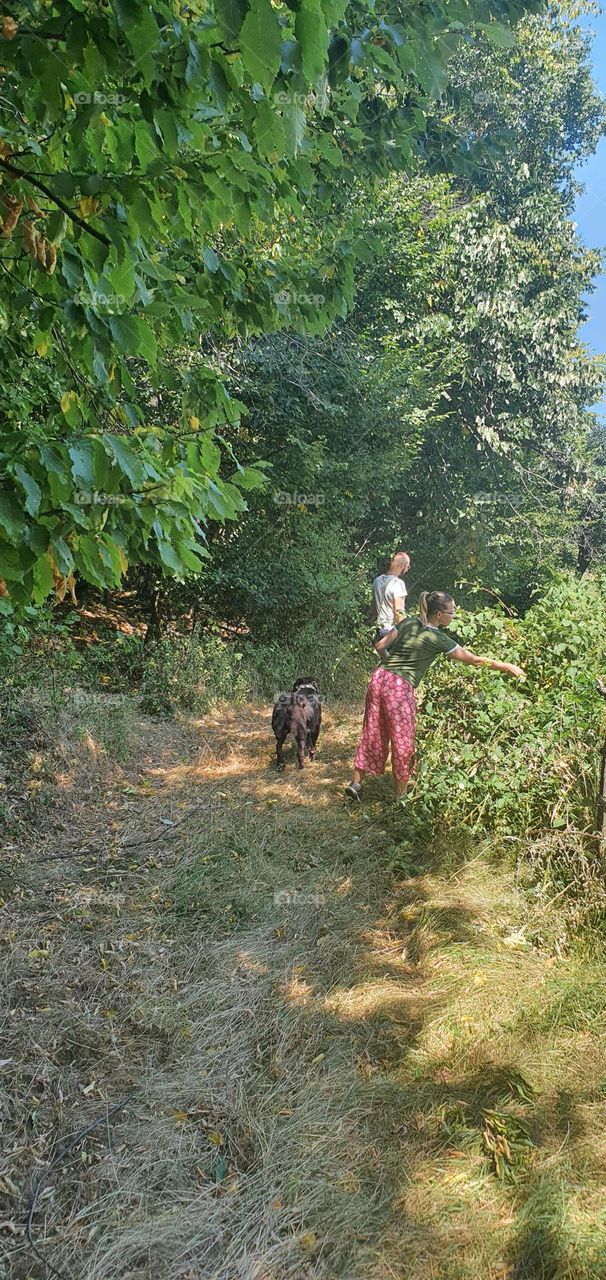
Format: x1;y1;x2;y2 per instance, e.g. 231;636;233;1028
2;701;606;1279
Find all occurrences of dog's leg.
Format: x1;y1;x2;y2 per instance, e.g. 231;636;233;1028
309;726;320;760
296;733;305;770
276;735;287;770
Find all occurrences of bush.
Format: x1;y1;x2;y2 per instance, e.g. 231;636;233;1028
139;622;373;714
139;632;255;715
410;572;606;884
241;622;372;701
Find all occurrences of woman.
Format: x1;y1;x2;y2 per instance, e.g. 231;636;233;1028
345;590;525;804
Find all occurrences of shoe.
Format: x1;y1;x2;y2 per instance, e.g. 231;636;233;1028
345;782;363;802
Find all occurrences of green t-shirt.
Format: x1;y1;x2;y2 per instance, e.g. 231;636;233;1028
380;616;459;687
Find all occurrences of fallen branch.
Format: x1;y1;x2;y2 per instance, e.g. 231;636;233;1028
34;802;209;861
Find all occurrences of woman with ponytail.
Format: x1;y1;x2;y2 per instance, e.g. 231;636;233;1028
346;591;525;804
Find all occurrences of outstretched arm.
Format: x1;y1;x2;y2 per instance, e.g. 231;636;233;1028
446;645;525;679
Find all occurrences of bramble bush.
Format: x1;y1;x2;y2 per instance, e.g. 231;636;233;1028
411;573;606;872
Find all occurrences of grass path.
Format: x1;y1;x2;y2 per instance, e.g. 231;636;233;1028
3;701;606;1279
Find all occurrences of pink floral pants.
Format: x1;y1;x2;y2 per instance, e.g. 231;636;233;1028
354;667;417;784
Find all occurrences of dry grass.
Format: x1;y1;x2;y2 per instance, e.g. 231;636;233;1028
2;701;606;1279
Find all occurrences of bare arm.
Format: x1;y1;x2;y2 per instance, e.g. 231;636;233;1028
374;626;397;654
393;586;406;624
446;645;525;679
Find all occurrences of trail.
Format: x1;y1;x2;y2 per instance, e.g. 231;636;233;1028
3;702;606;1280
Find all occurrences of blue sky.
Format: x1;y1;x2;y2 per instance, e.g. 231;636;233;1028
574;10;606;415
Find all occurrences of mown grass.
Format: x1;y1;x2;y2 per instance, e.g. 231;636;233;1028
2;700;606;1279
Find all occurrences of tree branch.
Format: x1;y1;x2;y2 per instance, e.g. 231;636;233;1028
0;160;111;246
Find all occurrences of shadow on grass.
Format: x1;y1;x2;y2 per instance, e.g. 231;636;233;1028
508;1173;572;1280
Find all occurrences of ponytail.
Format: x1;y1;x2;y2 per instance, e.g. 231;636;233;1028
419;590;454;623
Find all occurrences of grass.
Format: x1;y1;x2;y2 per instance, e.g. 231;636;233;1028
2;700;606;1279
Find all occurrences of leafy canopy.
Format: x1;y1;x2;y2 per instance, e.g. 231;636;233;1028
0;0;538;605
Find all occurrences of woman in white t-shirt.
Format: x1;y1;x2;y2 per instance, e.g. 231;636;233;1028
372;551;410;639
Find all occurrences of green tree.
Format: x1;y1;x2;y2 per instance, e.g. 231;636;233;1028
193;7;606;625
0;0;536;607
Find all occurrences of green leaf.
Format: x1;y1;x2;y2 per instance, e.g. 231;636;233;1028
281;100;306;154
50;536;74;577
157;540;187;574
14;466;42;517
240;0;283;92
296;0;329;84
254;98;286;157
479;21;517;49
125;7;160;87
68;442;97;488
175;541;206;571
203;247;221;273
32;554;55;605
154;108;179;156
46;210;68;245
77;534;111;588
83;39;106;85
108;315;157;365
0;490;25;540
134;120;159;169
106;436;147;487
234;466;267;491
216;0;246;41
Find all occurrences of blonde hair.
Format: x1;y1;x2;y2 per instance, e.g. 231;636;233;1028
419;591;454;623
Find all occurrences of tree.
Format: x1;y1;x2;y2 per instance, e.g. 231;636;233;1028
191;6;606;624
0;0;538;606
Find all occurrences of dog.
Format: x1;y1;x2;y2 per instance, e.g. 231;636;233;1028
272;677;322;771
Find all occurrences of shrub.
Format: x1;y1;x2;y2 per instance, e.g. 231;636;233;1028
410;573;606;884
139;632;254;715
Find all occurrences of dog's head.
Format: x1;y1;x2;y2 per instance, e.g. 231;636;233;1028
292;676;319;695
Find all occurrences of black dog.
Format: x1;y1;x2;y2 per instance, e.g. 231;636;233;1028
272;677;322;770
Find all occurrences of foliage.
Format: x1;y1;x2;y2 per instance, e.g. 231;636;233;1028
0;0;537;605
151;7;601;637
139;631;254;714
411;572;606;862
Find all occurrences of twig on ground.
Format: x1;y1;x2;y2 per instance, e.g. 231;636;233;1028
34;803;209;861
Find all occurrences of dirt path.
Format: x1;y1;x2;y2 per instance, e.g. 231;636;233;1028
3;703;606;1280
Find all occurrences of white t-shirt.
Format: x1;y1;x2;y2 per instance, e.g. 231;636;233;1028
373;574;407;628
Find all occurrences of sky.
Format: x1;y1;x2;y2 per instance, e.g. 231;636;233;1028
574;9;606;415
